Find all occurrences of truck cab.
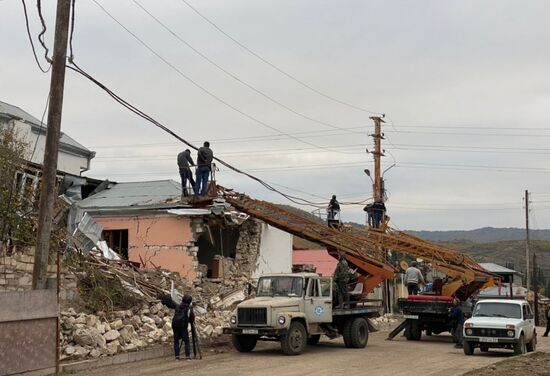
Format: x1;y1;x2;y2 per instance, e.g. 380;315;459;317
463;299;536;355
223;272;379;355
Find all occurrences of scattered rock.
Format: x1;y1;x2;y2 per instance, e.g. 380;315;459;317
104;330;121;342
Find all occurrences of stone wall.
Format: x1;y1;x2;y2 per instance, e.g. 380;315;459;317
0;247;78;302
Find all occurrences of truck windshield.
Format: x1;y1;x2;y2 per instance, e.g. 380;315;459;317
257;276;304;297
473;303;522;319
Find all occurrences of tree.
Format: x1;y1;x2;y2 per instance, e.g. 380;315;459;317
0;124;36;253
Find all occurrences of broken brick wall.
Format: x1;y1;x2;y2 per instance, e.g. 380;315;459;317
0;246;78;301
95;214;199;283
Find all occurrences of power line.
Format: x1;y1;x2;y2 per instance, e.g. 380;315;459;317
20;0;50;72
178;0;383;116
91;0;357;155
385;129;550;138
132;0;362;135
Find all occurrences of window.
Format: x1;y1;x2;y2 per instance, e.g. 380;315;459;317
473;303;521;319
320;278;331;297
102;229;129;258
523;305;533;319
256;276;304;297
307;279;321;297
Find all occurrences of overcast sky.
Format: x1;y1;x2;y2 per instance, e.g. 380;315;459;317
2;0;550;230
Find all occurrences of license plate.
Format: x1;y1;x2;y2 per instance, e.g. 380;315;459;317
404;315;419;320
242;329;258;334
479;337;498;343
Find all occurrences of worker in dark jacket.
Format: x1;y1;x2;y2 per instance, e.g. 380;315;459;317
161;294;195;360
195;141;213;196
327;195;340;221
177;149;195;197
333;254;351;307
450;298;465;348
543;305;550;337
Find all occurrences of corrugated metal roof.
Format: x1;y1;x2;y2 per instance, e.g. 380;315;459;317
479;262;518;274
77;180;182;209
0;100;92;154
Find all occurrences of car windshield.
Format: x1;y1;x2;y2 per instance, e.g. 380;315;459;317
473;303;522;319
256;276;304;297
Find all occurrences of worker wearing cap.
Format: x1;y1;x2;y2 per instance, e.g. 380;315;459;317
327;195;340;221
450;298;465;348
333;254;351;307
177;149;195;197
404;261;424;295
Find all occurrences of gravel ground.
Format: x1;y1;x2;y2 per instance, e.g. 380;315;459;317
463;351;550;376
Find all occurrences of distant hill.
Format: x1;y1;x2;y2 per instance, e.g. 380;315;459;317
406;227;550;243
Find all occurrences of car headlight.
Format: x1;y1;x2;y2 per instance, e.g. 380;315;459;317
507;330;514;337
278;316;286;325
465;329;473;336
230;315;237;325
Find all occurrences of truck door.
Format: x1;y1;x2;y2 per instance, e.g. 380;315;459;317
305;278;332;323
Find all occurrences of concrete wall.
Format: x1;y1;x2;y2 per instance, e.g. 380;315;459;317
252;224;292;279
95;214;198;282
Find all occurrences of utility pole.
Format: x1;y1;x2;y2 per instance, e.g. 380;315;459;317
370;116;385;202
524;190;530;293
369;116;390;312
533;253;539;325
32;0;72;289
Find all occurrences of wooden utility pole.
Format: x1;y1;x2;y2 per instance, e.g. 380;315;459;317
369;116;390;312
32;0;72;289
524;189;530;293
370;116;385;202
533;253;539;325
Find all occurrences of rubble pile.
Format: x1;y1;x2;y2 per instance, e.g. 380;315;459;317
370;314;398;329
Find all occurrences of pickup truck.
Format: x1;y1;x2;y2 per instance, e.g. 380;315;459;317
463;299;537;355
223;272;380;355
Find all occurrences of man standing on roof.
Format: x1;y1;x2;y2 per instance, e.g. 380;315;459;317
195;141;213;196
404;261;424;295
177;149;195;197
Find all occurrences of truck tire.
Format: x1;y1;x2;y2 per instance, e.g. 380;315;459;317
513;334;526;355
281;321;307;355
405;320;421;341
526;333;536;353
343;319;353;348
307;335;321;345
232;334;257;352
463;341;474;356
349;317;369;348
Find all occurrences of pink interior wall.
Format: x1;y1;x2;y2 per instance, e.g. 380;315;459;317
95;214;196;281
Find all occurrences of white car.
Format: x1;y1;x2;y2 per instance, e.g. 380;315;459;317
463;299;536;355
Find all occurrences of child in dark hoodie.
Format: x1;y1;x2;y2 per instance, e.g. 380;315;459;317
161;294;195;360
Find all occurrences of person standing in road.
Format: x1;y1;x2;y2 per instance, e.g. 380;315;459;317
177;149;195;197
543;305;550;337
404;261;424;295
195;141;213;196
161;293;196;361
450;298;465;348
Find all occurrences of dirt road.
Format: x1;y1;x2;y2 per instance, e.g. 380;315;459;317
66;327;550;376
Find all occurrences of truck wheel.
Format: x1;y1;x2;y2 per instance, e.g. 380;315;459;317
349;317;369;348
513;334;526;355
463;341;474;356
343;319;353;348
307;335;321;345
281;321;307;355
526;333;536;352
232;334;257;352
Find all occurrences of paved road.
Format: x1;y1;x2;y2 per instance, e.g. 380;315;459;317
67;327;550;376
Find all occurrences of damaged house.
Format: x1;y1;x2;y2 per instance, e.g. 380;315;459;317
71;179;293;283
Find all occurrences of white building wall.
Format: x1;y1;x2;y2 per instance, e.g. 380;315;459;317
1;119;90;175
252;224;293;279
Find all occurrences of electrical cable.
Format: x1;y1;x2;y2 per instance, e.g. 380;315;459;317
66;61;332;208
178;0;383;116
36;0;51;63
132;0;362;135
29;91;50;162
91;0;358;155
20;0;50;72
